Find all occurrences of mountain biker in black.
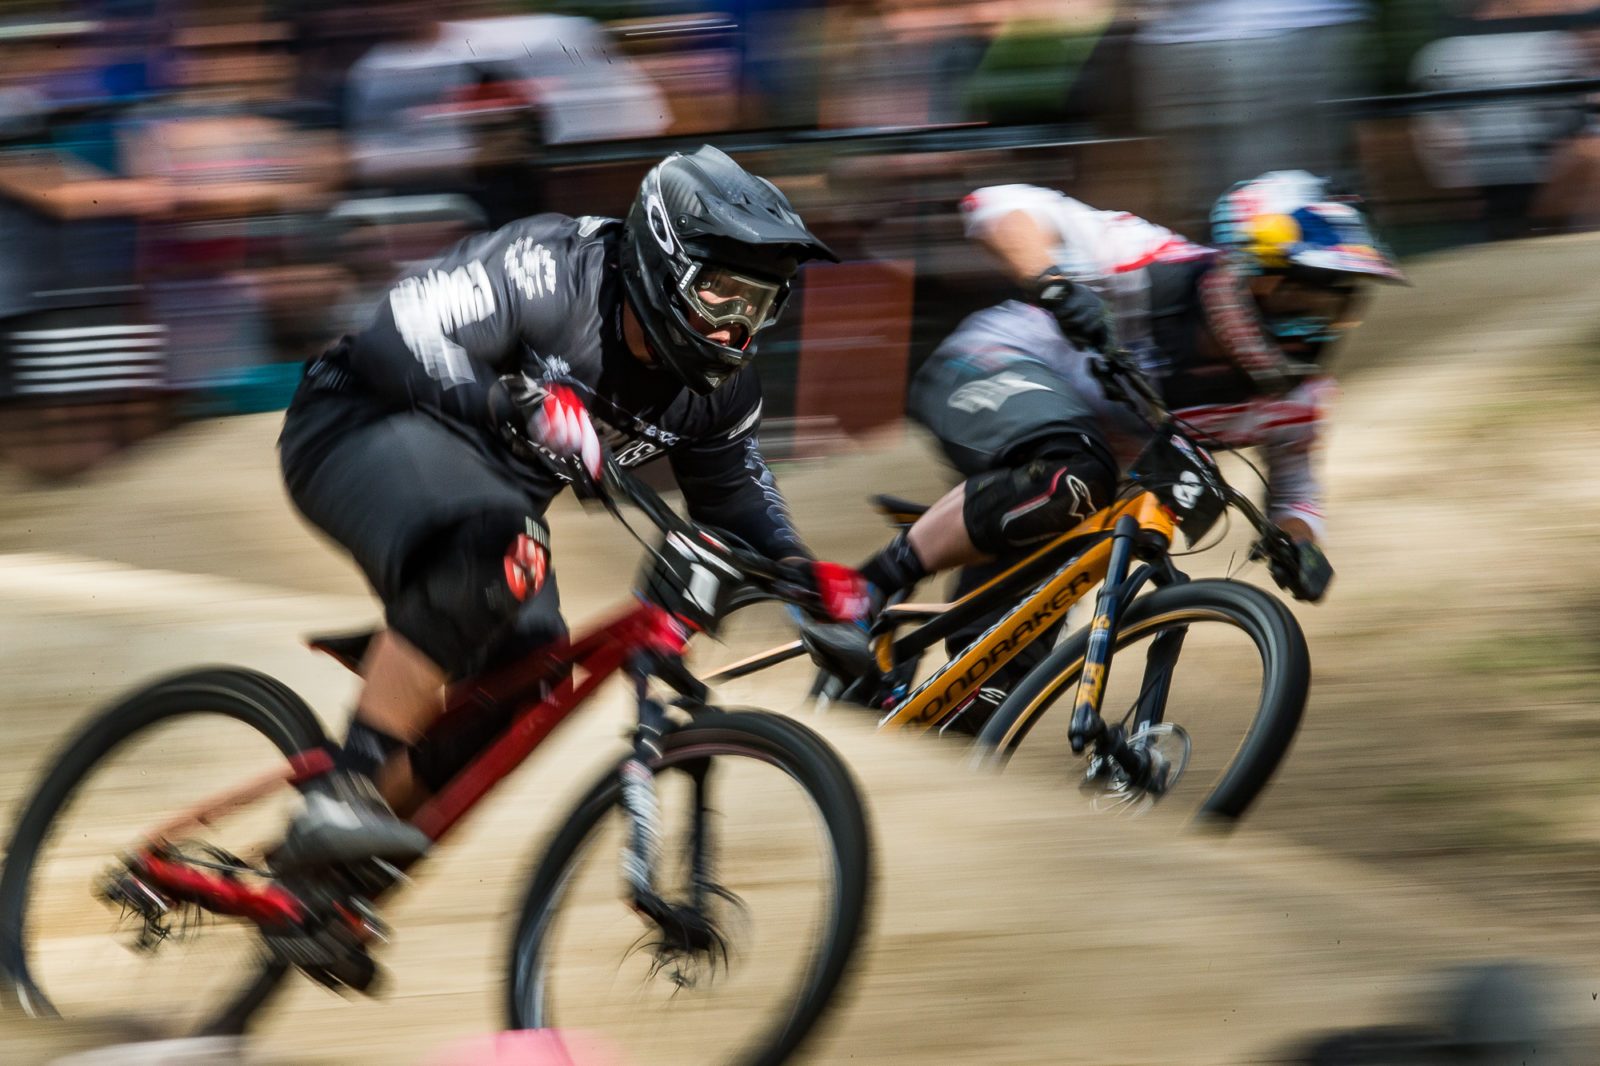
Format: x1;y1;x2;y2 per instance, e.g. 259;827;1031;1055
275;146;871;869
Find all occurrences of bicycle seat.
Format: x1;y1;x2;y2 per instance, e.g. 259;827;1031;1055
870;494;928;528
307;630;378;673
799;623;881;681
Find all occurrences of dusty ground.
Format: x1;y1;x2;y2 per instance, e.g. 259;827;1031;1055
0;234;1598;1064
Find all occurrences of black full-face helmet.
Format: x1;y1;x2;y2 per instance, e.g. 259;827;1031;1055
621;145;838;394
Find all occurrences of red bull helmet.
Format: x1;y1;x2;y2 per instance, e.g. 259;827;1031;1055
1210;171;1406;353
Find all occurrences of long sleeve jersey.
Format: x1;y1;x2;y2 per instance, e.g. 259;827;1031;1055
302;213;807;558
959;184;1330;535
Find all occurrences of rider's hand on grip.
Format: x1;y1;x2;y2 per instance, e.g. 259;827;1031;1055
776;559;875;625
1263;538;1333;603
1033;267;1110;352
529;384;601;481
491;375;602;481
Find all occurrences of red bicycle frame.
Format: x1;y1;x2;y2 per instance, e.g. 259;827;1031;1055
411;598;688;842
133;598;691;924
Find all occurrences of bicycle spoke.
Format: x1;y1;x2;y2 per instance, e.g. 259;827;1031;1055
516;732;848;1065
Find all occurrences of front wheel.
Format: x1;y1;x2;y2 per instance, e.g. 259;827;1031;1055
506;709;872;1066
974;579;1310;823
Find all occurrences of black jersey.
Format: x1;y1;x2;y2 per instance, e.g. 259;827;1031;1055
295;213;805;559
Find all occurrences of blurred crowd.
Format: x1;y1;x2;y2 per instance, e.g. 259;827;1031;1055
0;0;1596;475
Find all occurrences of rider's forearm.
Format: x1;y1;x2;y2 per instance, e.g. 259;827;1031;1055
906;483;990;571
673;438;808;562
975;209;1062;290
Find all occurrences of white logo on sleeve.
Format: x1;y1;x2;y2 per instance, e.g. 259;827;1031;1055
948;371;1051;413
614;439;662;467
725;400;762;439
389;260;497;387
505;238;558;299
537;355;572;380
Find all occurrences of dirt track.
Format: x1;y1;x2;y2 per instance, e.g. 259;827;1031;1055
2;235;1599;1064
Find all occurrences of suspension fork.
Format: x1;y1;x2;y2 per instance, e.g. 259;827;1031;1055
619;655;725;938
1067;515;1150;781
619;656;669;901
1120;554;1188;731
1131;629;1187;730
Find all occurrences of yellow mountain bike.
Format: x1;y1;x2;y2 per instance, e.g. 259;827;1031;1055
695;350;1312;823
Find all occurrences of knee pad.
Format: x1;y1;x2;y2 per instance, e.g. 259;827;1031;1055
388;511;550;678
962;443;1116;556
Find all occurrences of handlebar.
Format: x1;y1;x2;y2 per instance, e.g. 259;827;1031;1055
1088;348;1301;574
572;447;826;616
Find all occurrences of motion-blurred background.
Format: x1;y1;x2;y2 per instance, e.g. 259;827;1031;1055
0;0;1596;473
2;1;1600;1063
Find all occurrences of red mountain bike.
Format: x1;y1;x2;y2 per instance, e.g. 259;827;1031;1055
0;455;871;1066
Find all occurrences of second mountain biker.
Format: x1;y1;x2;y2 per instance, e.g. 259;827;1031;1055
853;172;1407;733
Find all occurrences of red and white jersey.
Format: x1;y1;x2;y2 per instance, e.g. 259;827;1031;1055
959;184;1211;355
1168;378;1333;537
952;184;1332;537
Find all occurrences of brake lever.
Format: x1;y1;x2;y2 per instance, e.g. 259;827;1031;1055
1091;350;1165;419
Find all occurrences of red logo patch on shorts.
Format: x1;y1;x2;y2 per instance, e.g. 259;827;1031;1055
503;532;549;602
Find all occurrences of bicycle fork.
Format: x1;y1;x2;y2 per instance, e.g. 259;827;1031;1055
618;659;725;956
1068;514;1171;791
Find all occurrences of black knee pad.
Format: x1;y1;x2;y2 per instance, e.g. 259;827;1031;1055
962;439;1116;555
387;511;549;678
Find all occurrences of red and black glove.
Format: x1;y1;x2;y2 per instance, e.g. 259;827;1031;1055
778;559;875;625
491;375;602;479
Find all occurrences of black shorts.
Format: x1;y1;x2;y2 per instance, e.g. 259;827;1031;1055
281;390;548;598
908;342;1106;477
279;387;564;662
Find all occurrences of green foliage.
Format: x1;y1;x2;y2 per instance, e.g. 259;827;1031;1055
962;16;1110;126
1368;0;1452;94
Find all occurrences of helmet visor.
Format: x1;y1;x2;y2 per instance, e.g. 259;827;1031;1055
676;263;783;350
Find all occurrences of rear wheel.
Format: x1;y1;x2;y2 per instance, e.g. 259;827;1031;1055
507;709;872;1066
0;668;322;1034
975;579;1310;822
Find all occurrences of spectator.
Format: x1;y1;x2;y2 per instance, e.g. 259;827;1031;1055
1411;1;1597;237
343;2;477;199
819;0;993;129
1131;0;1375;233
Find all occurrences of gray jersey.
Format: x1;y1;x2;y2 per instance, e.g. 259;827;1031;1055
928;301;1329;537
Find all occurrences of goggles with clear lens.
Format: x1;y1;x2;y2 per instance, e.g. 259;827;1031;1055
676;263;783;343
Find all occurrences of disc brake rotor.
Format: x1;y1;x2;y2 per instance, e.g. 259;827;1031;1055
1080;723;1192;815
